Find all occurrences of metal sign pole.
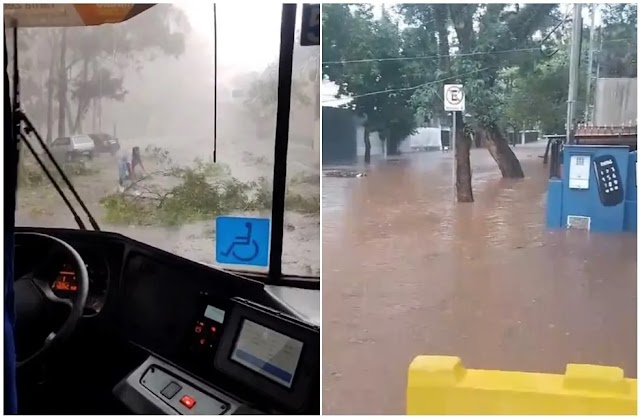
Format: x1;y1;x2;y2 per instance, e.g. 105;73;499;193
451;111;457;200
444;84;464;202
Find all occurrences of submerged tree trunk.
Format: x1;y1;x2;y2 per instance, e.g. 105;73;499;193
387;138;400;156
454;112;473;202
481;125;525;178
448;4;526;180
363;125;371;164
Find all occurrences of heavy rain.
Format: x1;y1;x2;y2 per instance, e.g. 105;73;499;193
11;3;320;276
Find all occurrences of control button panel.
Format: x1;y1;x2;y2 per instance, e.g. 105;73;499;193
189;297;226;357
593;154;625;206
600;165;620;193
191;319;222;354
140;366;229;415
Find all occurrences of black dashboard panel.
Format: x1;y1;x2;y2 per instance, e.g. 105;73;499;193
14;227;320;414
119;253;203;358
116;251;274;360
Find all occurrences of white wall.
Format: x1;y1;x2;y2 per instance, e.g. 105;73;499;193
354;126;448;156
408;127;442;149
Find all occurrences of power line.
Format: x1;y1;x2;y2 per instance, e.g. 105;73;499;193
323;47;539;65
322;37;635;66
322;65;498;103
321;36;636;104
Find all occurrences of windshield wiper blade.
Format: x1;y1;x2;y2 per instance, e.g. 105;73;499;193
17;128;87;230
19;111;101;231
9;25;100;232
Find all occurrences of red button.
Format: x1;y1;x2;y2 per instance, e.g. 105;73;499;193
210;326;216;333
180;395;196;409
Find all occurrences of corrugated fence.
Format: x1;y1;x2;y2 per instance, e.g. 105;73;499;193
593;78;637;127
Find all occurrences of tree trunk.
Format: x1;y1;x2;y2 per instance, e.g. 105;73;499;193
482;125;525;178
92;59;97;132
65;97;74;135
98;96;102;132
433;5;453;125
473;129;482;148
454;112;474;202
433;5;451;73
387;138;400;155
45;36;57;146
57;28;67;138
448;5;525;179
363;125;371;164
72;57;90;134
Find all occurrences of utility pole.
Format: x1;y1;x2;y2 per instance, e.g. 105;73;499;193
566;3;583;143
584;4;597;124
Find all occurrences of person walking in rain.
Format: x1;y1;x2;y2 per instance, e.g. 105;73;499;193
117;153;130;192
130;146;147;180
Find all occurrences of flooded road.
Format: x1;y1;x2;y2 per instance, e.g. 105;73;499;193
322;144;637;414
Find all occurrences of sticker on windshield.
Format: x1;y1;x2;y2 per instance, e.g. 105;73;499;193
216;217;270;267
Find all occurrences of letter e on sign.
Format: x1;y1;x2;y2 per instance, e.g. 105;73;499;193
444;84;465;112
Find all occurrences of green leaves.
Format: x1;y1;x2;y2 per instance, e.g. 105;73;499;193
102;148;319;226
16;5;191;135
502;3;637;132
599;3;637;78
325;2;634;140
503;49;570;133
322;4;418;151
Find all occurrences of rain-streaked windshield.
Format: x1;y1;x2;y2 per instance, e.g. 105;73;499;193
11;3;320;277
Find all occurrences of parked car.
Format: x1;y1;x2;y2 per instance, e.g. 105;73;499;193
88;133;121;155
50;134;95;162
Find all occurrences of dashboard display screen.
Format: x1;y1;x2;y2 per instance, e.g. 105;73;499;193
52;265;77;292
204;305;225;323
230;319;303;388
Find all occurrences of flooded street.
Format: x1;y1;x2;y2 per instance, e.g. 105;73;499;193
322;143;637;414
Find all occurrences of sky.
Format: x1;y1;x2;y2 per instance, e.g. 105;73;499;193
176;3;599;78
177;2;304;72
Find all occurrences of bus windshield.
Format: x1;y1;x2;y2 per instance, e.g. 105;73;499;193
12;3;320;278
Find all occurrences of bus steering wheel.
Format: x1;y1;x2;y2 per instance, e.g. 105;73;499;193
13;232;89;368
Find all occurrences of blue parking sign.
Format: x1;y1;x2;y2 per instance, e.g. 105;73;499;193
216;216;270;267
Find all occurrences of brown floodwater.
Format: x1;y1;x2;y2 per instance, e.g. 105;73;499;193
322;144;637;415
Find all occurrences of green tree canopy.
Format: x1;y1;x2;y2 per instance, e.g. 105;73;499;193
14;4;191;138
322;4;417;155
502;3;637;134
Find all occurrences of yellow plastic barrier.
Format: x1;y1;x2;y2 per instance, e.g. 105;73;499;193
407;356;637;415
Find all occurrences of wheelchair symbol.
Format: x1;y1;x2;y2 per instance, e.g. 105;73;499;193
221;222;260;262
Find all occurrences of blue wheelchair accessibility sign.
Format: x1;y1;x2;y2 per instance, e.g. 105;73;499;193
216;217;270;267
